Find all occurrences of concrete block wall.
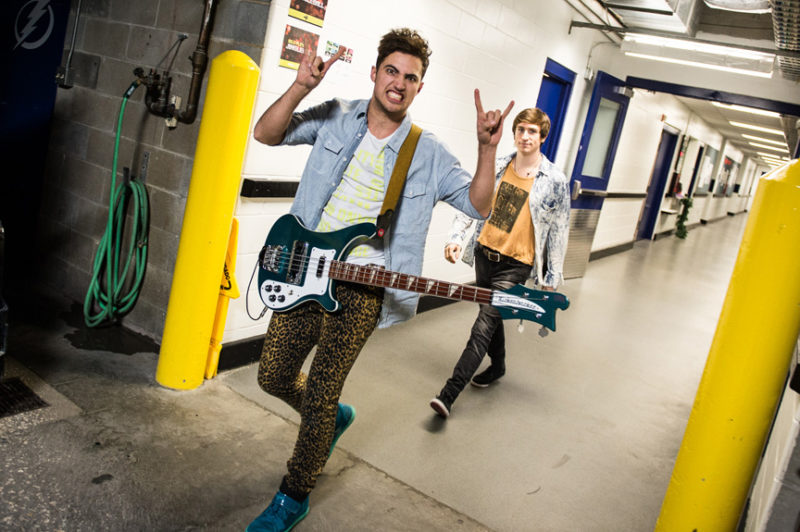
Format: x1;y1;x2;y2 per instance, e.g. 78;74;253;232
40;0;269;341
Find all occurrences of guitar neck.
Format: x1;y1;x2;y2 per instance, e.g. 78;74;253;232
329;260;493;304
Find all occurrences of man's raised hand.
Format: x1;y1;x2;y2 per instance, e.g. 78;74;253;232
475;89;514;147
296;41;346;91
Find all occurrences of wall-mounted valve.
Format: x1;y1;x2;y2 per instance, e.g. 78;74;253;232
133;0;218;128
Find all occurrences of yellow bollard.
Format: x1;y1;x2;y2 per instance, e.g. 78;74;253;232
205;217;240;379
655;159;800;531
156;51;259;390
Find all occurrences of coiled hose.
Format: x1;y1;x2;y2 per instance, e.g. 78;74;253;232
83;80;149;327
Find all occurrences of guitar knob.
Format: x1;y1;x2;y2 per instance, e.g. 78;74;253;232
277;295;285;303
268;295;276;302
274;285;281;293
265;285;273;292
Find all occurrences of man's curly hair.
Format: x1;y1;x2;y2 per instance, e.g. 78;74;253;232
376;28;432;78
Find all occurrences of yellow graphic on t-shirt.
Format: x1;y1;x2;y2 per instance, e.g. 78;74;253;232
317;138;386;258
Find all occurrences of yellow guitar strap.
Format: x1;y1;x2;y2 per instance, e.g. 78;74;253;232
375;123;422;238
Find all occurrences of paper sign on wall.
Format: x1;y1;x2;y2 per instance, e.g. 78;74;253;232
279;25;319;70
289;0;327;27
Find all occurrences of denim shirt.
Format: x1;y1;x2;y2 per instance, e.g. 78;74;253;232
281;98;483;328
446;152;571;288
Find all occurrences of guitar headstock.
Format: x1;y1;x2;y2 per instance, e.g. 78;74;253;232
492;284;569;331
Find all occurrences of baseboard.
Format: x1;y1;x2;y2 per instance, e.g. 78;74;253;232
589;242;634;261
218;337;263;372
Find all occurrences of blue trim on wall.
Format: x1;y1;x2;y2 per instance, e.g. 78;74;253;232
625;77;800;116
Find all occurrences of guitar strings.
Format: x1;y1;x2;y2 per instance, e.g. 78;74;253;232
261;248;490;300
260;247;551;303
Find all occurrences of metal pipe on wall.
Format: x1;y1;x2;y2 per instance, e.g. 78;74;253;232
177;0;217;124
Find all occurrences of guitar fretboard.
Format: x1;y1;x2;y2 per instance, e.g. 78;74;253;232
329;260;493;304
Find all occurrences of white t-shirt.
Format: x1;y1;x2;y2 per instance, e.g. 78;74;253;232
316;129;396;266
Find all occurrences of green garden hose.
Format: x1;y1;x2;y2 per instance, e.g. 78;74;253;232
83;80;149;327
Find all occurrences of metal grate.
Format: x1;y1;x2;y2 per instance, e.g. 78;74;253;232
0;378;49;419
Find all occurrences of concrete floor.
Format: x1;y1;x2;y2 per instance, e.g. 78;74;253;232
1;214;752;531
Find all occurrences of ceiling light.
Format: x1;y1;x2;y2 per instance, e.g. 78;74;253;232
712;102;781;118
730;121;786;135
741;134;787;146
624;52;774;78
748;142;790;152
757;152;789;160
624;34;772;59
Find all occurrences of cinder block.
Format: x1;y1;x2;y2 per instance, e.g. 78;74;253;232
82;19;130;60
127;26;175;69
145;225;179;273
138;148;192;198
49;119;90;158
110;0;157;26
148;188;186;236
156;0;207;36
59;50;101;89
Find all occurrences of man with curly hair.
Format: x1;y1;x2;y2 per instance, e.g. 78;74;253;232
247;27;513;531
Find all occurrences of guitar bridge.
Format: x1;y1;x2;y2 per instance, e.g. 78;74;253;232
260;245;284;273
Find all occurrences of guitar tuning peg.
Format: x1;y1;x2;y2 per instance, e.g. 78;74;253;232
518;320;524;333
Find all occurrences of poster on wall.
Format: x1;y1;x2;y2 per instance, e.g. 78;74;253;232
289;0;328;27
279;25;319;70
324;40;353;63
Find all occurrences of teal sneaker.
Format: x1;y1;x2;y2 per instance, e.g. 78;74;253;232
246;491;309;532
329;403;356;456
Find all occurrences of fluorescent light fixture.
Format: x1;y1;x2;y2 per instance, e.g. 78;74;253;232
757;151;789;160
742;133;787;146
622;34;774;78
748;142;789;152
730;121;786;135
712;102;781;118
624;52;773;78
624;34;771;59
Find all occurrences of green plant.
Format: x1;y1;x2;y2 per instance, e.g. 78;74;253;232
675;196;693;239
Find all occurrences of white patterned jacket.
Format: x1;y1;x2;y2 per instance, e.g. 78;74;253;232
445;152;571;288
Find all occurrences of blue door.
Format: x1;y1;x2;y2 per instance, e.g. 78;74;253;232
563;71;631;278
636;128;679;240
570;71;631;201
536;59;575;161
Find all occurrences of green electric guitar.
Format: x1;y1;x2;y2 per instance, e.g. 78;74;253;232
257;214;570;331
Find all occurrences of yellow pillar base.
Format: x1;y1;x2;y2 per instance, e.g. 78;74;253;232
156;52;258;390
656;159;800;530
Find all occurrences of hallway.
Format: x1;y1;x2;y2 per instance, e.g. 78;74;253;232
1;214;758;530
227;212;752;530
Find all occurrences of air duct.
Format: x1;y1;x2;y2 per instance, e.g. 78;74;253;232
770;0;800;80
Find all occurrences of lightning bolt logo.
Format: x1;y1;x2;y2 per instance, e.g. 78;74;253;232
14;0;55;51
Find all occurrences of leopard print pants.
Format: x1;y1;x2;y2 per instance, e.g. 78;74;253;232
257;282;384;499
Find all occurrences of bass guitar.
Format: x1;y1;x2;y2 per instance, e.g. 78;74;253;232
257;214;569;331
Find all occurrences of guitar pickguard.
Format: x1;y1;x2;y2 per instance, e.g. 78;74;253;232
259;244;337;312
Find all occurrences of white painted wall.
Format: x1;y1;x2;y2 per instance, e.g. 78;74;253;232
227;0;600;343
223;0;798;343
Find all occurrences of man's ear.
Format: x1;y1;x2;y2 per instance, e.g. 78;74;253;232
417;81;424;94
370;66;376;82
